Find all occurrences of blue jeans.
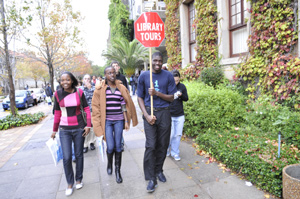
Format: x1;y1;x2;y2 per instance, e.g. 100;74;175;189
105;120;124;153
131;85;136;95
169;115;185;157
59;128;85;186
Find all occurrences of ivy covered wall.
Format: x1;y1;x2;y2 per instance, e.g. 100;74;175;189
108;0;134;42
236;0;298;106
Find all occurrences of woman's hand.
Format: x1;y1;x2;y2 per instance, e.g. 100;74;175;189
82;128;90;137
125;122;130;131
51;132;56;139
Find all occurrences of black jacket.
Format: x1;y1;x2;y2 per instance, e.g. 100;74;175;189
116;73;129;90
169;82;188;117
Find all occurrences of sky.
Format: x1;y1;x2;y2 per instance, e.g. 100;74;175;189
71;0;110;66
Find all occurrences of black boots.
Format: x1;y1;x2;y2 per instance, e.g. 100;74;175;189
115;151;123;183
107;151;114;175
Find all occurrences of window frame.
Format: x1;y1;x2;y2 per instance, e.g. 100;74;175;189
188;1;196;62
229;0;247;57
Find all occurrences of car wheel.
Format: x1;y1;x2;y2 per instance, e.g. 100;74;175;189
24;102;28;109
3;108;7;111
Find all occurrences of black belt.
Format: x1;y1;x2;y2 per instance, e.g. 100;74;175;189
146;106;169;111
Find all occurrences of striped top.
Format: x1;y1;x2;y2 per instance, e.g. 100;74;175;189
106;86;125;121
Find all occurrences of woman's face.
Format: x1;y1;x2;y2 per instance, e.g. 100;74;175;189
105;67;116;83
60;74;73;90
174;76;180;85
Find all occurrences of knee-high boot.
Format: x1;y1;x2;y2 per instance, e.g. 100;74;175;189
107;151;114;175
115;151;123;183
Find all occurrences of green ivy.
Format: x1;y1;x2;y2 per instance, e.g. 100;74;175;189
165;0;182;70
236;0;298;104
0;112;45;130
194;0;219;68
108;0;133;41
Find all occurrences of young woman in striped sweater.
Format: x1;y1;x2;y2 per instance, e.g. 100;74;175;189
51;71;91;196
92;66;138;184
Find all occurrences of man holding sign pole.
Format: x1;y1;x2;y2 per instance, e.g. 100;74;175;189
137;52;177;193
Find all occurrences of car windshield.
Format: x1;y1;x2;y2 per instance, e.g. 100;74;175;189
15;91;26;97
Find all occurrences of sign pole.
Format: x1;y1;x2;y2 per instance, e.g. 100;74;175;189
149;47;153;117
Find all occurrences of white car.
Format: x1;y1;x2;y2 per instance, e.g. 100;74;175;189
30;88;46;103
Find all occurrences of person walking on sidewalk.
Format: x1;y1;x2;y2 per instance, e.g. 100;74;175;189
92;66;138;184
167;70;189;161
80;74;96;153
51;71;91;196
112;61;129;151
45;83;53;105
137;52;177;193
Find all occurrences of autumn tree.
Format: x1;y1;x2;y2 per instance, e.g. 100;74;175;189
22;0;83;91
16;54;48;88
0;0;31;116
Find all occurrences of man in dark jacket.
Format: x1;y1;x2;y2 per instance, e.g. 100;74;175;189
45;83;53;105
167;70;188;161
111;61;129;90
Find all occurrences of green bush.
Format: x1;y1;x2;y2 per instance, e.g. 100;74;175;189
200;67;224;87
183;81;246;136
184;82;300;197
0;112;45;130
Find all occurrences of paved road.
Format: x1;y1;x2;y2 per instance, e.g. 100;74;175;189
0;96;276;199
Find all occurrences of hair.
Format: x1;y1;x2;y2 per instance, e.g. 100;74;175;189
152;52;163;59
104;66;114;74
61;71;78;88
110;61;119;66
172;69;180;78
83;74;91;79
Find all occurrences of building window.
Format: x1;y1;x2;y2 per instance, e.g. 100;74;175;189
189;1;196;62
229;0;248;57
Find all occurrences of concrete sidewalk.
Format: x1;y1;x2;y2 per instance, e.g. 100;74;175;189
0;95;275;199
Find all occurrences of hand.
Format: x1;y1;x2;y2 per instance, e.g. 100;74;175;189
82;128;90;137
86;82;92;89
148;88;157;96
177;91;182;97
145;114;156;125
125;122;129;131
51;132;56;139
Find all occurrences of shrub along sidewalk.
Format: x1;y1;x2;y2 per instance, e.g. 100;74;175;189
183;81;300;197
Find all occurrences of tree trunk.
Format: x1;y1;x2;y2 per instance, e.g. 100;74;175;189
0;0;16;116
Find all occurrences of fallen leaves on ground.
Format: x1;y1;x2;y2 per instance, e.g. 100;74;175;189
264;194;270;198
194;194;198;197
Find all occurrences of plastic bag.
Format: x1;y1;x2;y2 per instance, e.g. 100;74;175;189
96;136;107;162
46;96;52;103
46;135;63;166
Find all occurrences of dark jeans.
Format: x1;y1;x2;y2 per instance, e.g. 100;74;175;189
59;128;85;186
143;108;171;181
131;84;136;95
105;120;124;153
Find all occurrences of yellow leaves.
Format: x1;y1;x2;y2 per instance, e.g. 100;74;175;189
264;194;270;198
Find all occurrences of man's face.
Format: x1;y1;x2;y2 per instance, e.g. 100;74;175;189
83;75;91;85
112;63;120;73
152;55;163;73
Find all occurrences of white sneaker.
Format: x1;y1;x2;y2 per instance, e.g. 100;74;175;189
65;188;73;196
76;182;83;190
173;155;181;161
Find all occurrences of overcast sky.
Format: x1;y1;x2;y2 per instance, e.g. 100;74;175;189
71;0;110;66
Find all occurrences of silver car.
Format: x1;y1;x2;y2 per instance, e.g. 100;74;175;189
30;88;46;103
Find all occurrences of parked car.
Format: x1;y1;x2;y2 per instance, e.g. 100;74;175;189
30;88;46;103
2;90;34;110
